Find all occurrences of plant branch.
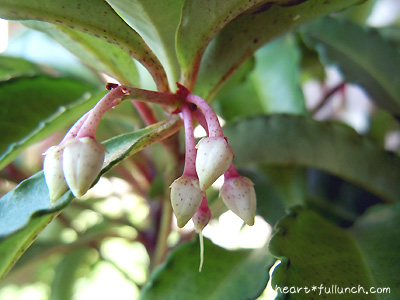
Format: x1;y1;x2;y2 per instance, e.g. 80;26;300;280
311;82;346;115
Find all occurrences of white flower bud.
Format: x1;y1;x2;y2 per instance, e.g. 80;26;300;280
43;145;69;202
195;137;234;191
62;137;105;197
170;176;204;228
220;176;256;226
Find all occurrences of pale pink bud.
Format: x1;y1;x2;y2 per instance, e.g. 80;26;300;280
170;176;204;228
220;176;256;226
62;137;105;197
195;137;234;191
192;197;211;232
43;145;69;202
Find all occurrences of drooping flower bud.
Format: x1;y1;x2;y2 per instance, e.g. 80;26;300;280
195;137;234;191
62;137;105;197
170;176;204;228
220;176;256;226
43;145;69;202
192;196;211;232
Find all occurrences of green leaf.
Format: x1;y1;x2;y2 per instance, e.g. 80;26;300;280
50;248;91;300
269;205;400;299
251;35;306;115
106;0;184;87
301;17;400;116
0;55;45;81
194;0;361;99
140;238;273;300
0;76;98;170
223;115;400;203
214;35;306;120
0;115;181;279
22;21;140;86
176;0;300;89
0;0;169;91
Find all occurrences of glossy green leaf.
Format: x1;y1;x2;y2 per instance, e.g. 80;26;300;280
269;205;400;299
140;238;273;300
0;55;45;81
0;76;98;170
0;115;181;279
301;17;400;115
22;20;140;86
106;0;184;88
194;0;361;99
0;0;169;91
176;0;300;89
223;115;400;202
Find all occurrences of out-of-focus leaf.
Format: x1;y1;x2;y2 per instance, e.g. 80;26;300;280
106;0;184;88
0;0;169;91
223;115;400;203
176;0;303;89
269;205;400;299
140;238;273;300
214;35;306;120
0;76;99;170
251;35;306;114
194;0;361;99
378;25;400;47
0;115;182;279
338;0;377;24
22;21;140;86
307;169;384;227
50;248;91;300
0;55;45;81
301;17;400;115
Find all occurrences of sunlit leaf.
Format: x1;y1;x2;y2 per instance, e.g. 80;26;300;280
0;0;169;91
140;238;273;300
22;20;140;86
269;205;400;299
176;0;301;89
106;0;184;88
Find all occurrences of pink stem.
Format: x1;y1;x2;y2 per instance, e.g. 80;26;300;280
132;101;158;125
77;87;129;138
181;104;197;178
185;94;223;137
60;111;90;144
224;163;241;180
121;85;180;106
192;107;209;136
198;195;210;213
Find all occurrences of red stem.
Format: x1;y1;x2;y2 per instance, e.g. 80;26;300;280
132;101;158;125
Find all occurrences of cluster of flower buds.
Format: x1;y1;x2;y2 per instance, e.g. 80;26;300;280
43;85;130;202
170;88;257;231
